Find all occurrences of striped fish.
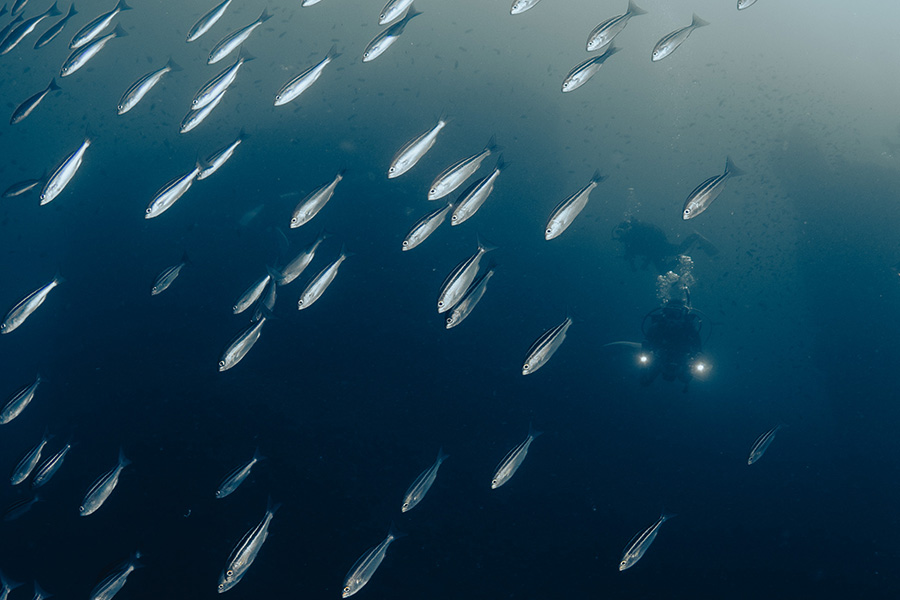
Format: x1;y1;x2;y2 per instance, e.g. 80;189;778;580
619;513;675;570
436;239;495;313
89;551;141;600
41;138;90;204
10;430;51;485
651;13;708;62
219;317;266;371
586;0;647;52
522;316;572;375
445;268;494;329
544;170;606;239
69;0;130;49
31;441;72;489
218;500;280;593
747;424;784;465
187;0;231;42
342;525;405;597
401;448;448;512
402;203;452;251
151;252;189;296
682;156;744;220
216;448;263;499
491;425;541;489
0;374;42;424
79;448;131;516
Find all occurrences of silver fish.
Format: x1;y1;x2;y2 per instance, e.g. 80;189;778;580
207;8;271;65
117;58;181;115
198;130;246;180
651;13;708;62
233;273;272;314
251;276;277;322
218;500;280;593
60;23;128;77
279;230;330;285
151;252;189;295
2;274;64;333
510;0;541;15
302;0;325;5
216;448;263;499
79;448;131;516
89;551;141;600
275;45;340;106
428;135;497;200
31;441;72;489
290;171;344;228
682;156;744;220
34;2;78;49
0;17;23;48
187;0;232;42
379;0;413;25
737;0;758;9
41;138;90;204
522;316;572;375
388;119;446;178
545;170;606;239
0;375;41;424
298;247;352;310
362;5;421;63
402;203;452;251
436;239;495;313
0;2;61;55
145;165;201;219
561;46;620;93
10;0;26;16
342;525;405;597
748;424;783;465
491;426;541;489
586;0;646;52
445;268;494;329
192;52;252;110
450;156;505;226
219;317;266;371
10;78;60;125
69;0;130;49
180;88;226;133
401;448;448;512
3;178;43;198
10;430;51;485
619;513;674;570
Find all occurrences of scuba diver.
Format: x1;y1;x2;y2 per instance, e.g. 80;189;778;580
613;217;719;273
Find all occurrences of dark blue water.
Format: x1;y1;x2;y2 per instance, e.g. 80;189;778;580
1;0;899;598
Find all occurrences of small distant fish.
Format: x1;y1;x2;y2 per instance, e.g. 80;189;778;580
445;267;494;329
342;524;405;597
279;230;330;285
562;46;620;93
682;156;744;220
233;273;272;314
437;239;495;313
545;170;606;239
69;0;130;49
60;23;128;77
491;425;541;489
192;52;253;110
378;0;413;25
402;203;452;251
145;165;201;218
41;138;90;204
10;78;60;124
10;430;51;485
388;119;446;179
0;2;62;55
522;315;572;375
180;89;226;133
275;45;340;106
298;246;352;310
218;499;280;593
219;317;266;371
450;156;505;226
290;170;344;228
651;13;709;62
198;130;246;180
34;2;78;49
2;496;41;522
89;551;141;600
0;375;41;424
31;441;72;489
737;0;758;9
510;0;542;15
207;8;271;65
586;0;647;52
151;252;189;296
216;448;264;499
3;177;43;198
362;5;421;63
619;513;675;570
428;135;497;201
79;448;131;516
187;0;232;42
2;273;64;333
747;424;783;465
401;448;448;512
117;58;181;115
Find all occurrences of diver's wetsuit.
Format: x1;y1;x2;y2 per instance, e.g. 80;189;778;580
640;300;702;390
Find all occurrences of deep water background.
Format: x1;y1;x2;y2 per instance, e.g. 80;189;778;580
0;0;899;598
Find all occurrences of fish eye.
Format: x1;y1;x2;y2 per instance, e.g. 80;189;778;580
218;584;224;590
402;240;408;247
218;360;225;367
523;364;530;370
78;505;84;511
437;300;443;307
343;587;351;593
290;217;298;224
227;570;233;577
446;317;452;324
491;479;498;485
402;502;408;509
451;215;458;221
145;207;151;214
546;228;552;234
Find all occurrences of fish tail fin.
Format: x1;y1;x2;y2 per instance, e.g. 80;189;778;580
266;265;284;285
388;522;407;540
47;2;62;17
724;156;745;178
48;78;61;92
406;3;423;19
258;7;272;22
180;250;191;266
33;582;49;600
238;127;250;142
53;268;66;285
591;169;607;184
118;447;132;468
495;154;507;172
239;47;257;62
436;447;449;463
476;234;498;253
253;447;266;462
485;134;499;153
691;13;709;28
0;570;22;591
338;243;356;259
626;1;647;16
326;43;341;60
660;511;677;522
116;0;132;11
131;550;144;569
527;422;544;440
112;23;129;37
266;496;283;515
166;57;184;72
603;44;621;58
68;3;78;17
